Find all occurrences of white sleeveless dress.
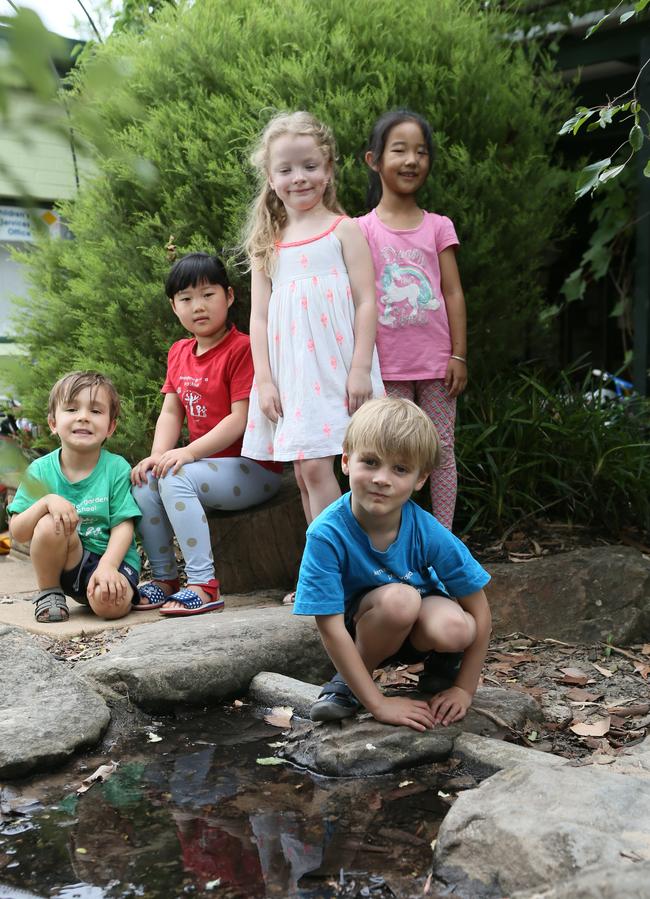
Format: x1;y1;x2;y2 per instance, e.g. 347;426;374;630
243;218;384;462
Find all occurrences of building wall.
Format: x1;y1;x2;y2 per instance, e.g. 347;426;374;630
0;89;89;201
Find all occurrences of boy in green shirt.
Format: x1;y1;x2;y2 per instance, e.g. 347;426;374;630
8;371;141;622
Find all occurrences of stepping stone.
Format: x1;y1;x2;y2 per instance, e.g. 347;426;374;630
0;625;110;778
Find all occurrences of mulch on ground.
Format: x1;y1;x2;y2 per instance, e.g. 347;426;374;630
377;633;650;763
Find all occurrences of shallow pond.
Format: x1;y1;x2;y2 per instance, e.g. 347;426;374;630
0;706;455;899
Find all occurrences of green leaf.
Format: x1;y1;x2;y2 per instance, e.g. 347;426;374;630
256;756;286;766
634;0;648;12
644;159;650;178
586;13;609;38
599;164;627;184
539;304;562;323
583;242;611;280
558;109;595;136
562;268;586;302
629;124;644;152
620;10;636;22
575;158;611;199
609;298;627;317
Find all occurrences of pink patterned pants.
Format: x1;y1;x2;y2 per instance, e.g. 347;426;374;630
384;379;457;530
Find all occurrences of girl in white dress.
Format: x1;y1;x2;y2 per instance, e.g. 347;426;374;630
242;111;384;550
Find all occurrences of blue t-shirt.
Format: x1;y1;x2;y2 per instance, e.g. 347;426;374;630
293;493;490;617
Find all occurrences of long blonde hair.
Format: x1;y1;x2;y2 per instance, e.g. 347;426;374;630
242;111;345;275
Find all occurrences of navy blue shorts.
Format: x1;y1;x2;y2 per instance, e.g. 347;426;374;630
61;549;140;604
344;590;463;672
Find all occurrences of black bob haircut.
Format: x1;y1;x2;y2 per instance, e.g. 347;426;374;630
165;252;231;299
365;109;435;210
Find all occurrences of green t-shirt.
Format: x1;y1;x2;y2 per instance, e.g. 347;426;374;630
8;448;141;573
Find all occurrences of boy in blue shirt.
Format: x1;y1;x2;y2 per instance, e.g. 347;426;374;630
294;397;491;731
9;371;141;623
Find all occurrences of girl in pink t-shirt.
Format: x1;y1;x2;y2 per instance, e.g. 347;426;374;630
357;110;468;529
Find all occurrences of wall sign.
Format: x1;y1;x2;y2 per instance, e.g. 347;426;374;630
0;206;61;242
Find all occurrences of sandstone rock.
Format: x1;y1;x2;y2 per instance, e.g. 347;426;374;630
511;860;650;899
0;625;110;778
453;732;566;775
280;686;541;777
485;546;650;643
249;671;320;718
77;606;332;710
208;471;306;593
433;761;650;897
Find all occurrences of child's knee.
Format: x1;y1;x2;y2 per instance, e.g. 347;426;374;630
436;608;476;652
88;584;133;620
299;458;333;488
370;583;421;629
32;514;69;545
133;472;162;508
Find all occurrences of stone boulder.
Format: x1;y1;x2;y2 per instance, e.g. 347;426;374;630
511;860;650;899
0;625;110;778
485;546;650;643
432;738;650;898
249;671;321;718
77;606;332;710
280;686;541;777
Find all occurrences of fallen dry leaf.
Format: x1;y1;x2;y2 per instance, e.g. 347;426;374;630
557;667;590;686
264;706;293;729
570;716;611;737
641;644;650;657
634;662;650;679
592;663;614;678
76;761;118;794
605;703;650;717
566;688;603;702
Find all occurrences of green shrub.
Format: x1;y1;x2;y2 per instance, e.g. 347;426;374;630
13;0;571;461
455;368;650;536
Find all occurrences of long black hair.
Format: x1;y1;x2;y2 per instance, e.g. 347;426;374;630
165;252;230;299
365;109;435;210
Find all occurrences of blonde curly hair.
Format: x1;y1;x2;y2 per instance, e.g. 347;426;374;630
242;111;344;275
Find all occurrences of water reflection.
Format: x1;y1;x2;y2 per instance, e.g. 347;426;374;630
0;707;448;898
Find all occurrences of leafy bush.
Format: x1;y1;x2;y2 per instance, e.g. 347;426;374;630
455;367;650;536
13;0;571;460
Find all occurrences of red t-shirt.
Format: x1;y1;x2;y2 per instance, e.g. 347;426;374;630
163;327;282;473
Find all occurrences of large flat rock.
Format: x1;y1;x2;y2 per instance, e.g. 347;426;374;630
485;546;650;643
0;625;110;778
280;686;542;777
511;860;650;899
77;606;332;709
433;737;650;898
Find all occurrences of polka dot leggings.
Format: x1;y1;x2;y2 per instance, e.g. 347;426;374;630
384;379;457;530
133;457;282;584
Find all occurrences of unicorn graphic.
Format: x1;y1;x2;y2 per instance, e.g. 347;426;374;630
379;263;439;327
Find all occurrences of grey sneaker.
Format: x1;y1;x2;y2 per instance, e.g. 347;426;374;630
310;674;361;722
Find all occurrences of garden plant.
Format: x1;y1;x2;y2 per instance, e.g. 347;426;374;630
12;0;571;463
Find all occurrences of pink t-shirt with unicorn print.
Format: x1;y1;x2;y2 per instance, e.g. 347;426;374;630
356;209;459;381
